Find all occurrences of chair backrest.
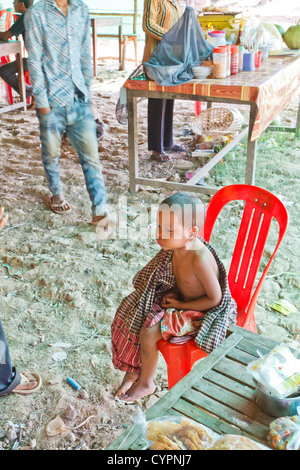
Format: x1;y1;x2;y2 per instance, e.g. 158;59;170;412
0;8;13;30
202;185;288;328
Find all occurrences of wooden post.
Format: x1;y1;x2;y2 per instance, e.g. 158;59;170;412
245;103;258;185
16;43;26;112
91;18;97;76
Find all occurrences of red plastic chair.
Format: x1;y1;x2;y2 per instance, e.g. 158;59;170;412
0;9;13;101
158;184;289;388
0;11;30;105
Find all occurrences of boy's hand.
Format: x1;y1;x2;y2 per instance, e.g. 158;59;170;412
0;207;8;231
161;297;182;310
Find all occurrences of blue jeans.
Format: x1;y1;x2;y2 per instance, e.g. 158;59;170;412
37;98;108;217
0;318;15;392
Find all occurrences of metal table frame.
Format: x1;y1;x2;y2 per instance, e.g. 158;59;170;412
0;40;27;114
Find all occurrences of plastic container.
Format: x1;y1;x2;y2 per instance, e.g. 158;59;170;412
226;45;231;76
213;47;227;79
230;45;239;75
207;30;226;47
243;52;255;71
255;51;262;67
219;46;228;77
238;45;244;72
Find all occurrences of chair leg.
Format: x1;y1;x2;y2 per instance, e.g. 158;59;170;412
134;37;138;66
4;82;13;105
121;37;128;71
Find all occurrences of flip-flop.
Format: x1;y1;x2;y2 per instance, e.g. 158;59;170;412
150;153;172;163
12;372;42;395
164;144;188;153
0;368;21;397
50;197;71;215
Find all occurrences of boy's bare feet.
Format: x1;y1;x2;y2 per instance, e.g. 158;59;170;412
121;378;156;402
115;371;139;399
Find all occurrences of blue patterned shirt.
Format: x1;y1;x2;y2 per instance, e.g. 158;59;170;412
24;0;92;108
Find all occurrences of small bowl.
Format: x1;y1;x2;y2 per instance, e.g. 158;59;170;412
254;380;300;418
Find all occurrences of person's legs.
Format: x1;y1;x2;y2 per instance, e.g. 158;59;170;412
37;106;67;207
121;322;162;401
163;99;175;150
65;99;108;217
0;318;16;392
0;58;32;97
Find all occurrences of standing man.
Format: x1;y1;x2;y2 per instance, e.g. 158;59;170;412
0;208;41;397
0;0;34;99
24;0;109;224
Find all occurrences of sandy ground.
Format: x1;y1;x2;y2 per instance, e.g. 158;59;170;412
0;2;299;451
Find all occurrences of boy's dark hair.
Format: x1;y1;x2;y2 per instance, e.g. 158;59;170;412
160;192;206;228
19;0;34;8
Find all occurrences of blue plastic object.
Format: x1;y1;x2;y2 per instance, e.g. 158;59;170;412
67;377;82;390
243;52;255;71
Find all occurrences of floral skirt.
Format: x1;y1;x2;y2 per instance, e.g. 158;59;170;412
161;309;205;343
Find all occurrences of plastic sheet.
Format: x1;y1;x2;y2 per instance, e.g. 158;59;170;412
143;7;213;87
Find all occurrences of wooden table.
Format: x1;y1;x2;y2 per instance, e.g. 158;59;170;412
124;53;300;196
0;40;27;114
107;325;296;450
90;16;123;75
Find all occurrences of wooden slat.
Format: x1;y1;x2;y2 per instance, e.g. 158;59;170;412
226;345;260;365
181;388;269;443
171;398;267;445
192;378;272;426
213;356;255;388
204;369;255;400
235;337;274;358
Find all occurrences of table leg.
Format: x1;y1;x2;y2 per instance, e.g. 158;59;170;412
245;103;258;185
295;97;300;139
92;19;97;77
127;90;138;193
16;51;26;112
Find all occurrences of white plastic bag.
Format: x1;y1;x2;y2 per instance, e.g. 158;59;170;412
247;345;300;399
144;415;219;450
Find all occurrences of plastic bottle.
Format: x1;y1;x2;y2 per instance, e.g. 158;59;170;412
238;45;244;72
213;47;226;79
230;45;239;75
219;46;228;77
226;45;231;76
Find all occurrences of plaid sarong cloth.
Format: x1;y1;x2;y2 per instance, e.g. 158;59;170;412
111;239;237;373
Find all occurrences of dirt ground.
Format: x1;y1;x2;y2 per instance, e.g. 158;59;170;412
0;3;299;451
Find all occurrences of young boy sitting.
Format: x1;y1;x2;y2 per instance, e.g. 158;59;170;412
111;192;237;402
0;0;34;99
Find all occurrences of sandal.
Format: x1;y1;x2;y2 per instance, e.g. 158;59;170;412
0;369;42;397
164;144;188;153
50;197;71;215
150;153;172;163
12;372;42;395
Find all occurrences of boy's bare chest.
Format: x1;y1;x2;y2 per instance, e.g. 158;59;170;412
172;256;205;298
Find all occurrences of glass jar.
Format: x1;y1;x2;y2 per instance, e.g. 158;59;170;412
230;45;239;75
213;47;227;79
